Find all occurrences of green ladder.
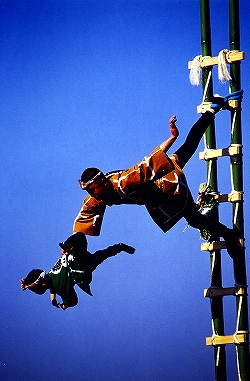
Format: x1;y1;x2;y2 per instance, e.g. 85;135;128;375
188;1;249;380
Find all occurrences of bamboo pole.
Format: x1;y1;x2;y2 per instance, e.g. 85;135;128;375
229;1;250;379
200;1;227;380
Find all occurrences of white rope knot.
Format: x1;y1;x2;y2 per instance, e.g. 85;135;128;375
218;49;232;83
233;333;242;345
189;55;202;86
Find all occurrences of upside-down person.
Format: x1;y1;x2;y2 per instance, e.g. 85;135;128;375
74;91;243;259
20;233;135;310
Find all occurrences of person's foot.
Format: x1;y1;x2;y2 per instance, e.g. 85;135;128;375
80;284;93;296
119;243;135;254
211;89;243;113
223;229;241;259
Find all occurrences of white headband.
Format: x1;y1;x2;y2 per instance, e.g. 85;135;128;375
33;271;46;285
78;171;103;189
22;271;46;290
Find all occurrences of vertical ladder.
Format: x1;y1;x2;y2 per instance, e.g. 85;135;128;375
188;1;249;380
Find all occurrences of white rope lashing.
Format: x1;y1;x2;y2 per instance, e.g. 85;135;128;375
211;251;216;274
189;49;233;85
218;49;232;83
236;346;241;381
189;55;202;86
206;158;213;186
235;294;248;381
230;112;236;193
229;110;240;226
202;70;212;103
231;110;237;137
189;54;212;95
203;111;213;192
215;346;221;367
236;295;243;333
233;203;239;226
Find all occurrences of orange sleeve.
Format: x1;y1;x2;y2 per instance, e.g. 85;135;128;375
73;195;106;236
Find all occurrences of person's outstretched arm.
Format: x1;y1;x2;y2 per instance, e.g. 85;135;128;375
160;116;179;153
50;293;61;308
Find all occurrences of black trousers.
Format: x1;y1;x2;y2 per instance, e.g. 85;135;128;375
174;111;214;169
174;112;231;240
75;245;121;295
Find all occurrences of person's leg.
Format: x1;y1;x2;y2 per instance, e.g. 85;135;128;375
183;191;239;258
87;246;121;272
175;90;244;168
174;111;215;168
77;276;93;296
77;246;127;296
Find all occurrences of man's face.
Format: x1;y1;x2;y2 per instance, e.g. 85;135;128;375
30;283;48;295
87;178;113;201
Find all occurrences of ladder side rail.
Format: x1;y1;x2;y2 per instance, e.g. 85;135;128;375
229;1;250;379
200;1;227;379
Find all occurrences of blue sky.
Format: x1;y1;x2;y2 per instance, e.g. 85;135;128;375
1;1;250;380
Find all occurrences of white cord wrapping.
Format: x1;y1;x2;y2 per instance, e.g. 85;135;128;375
189;55;202;85
202;70;212;103
218;49;232;83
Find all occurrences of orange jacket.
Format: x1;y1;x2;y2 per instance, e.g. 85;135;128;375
73;146;188;235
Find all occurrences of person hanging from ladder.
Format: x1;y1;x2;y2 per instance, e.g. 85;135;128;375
74;90;243;259
20;232;135;310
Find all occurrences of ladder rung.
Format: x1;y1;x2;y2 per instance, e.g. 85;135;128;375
214;191;243;203
199;144;242;160
201;241;226;251
197;99;241;114
201;239;244;252
204;286;247;298
188;51;245;69
206;333;248;346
